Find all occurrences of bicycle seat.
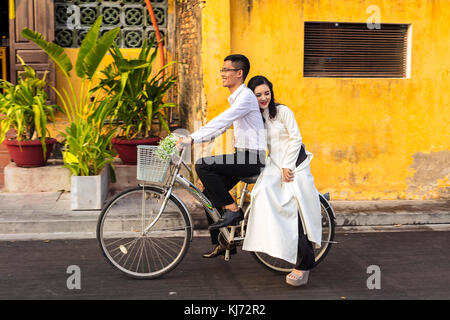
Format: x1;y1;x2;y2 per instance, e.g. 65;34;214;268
238;174;260;184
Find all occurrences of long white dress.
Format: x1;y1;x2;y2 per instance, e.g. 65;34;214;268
242;105;322;265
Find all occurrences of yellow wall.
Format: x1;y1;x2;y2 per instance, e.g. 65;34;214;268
197;0;233;156
200;0;450;200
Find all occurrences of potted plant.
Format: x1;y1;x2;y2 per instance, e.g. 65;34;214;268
62;101;116;210
94;36;177;165
0;56;59;167
21;16;120;210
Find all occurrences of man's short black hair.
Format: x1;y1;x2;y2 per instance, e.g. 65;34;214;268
224;54;250;81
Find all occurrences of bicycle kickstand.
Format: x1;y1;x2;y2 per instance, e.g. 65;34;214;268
224;225;237;261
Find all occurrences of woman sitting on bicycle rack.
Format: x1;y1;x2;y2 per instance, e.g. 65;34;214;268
242;75;323;287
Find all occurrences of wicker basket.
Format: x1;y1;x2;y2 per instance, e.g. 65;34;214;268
136;145;171;183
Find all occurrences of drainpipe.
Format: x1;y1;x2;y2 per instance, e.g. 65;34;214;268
144;0;166;78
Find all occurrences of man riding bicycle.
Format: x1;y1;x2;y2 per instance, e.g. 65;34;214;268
177;54;266;258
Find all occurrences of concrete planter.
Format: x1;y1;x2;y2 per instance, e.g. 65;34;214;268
70;167;109;211
4;160;70;192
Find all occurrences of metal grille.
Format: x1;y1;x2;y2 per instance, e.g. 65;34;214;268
54;0;167;48
304;22;410;78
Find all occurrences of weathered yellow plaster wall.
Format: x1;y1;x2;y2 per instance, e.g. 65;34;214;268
201;0;450;200
198;0;234;156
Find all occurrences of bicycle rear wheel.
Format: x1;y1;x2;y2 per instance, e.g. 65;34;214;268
253;193;335;273
97;185;192;279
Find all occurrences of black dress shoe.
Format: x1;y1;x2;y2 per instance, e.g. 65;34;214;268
202;244;237;258
208;209;244;230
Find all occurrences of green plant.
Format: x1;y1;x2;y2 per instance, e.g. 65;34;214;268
94;36;177;140
62;107;116;176
0;56;59;156
21;16;120;176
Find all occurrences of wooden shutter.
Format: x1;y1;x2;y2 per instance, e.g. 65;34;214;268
9;0;55;103
303;22;410;78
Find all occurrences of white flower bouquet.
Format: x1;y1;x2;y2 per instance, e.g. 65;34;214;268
156;133;178;161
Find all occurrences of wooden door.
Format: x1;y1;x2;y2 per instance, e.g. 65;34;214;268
9;0;55;103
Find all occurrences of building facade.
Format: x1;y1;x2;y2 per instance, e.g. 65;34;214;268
2;0;449;200
177;0;450;200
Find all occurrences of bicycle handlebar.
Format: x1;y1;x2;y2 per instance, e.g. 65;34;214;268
175;145;192;175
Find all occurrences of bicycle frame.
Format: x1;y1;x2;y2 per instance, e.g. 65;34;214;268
143;147;234;242
133;145;338;267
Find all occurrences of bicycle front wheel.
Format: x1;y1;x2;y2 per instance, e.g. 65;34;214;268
253;193;336;273
97;185;192;279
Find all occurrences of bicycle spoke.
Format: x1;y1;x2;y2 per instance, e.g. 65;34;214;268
152;237;182;259
142;237;152;273
147;236;161;272
111;238;139;261
147;236;167;271
121;236;141;267
149;238;175;265
107;237;140;253
133;238;145;273
108;237;140;258
155;236;184;255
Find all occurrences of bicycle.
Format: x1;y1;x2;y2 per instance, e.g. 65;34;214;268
96;145;337;279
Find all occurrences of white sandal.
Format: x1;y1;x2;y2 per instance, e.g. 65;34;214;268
286;270;310;286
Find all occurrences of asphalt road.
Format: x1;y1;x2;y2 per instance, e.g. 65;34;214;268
0;231;449;301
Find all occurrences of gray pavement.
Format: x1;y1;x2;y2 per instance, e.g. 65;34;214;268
0;188;449;240
1;232;449;300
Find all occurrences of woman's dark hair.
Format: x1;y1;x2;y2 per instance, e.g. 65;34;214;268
247;75;279;120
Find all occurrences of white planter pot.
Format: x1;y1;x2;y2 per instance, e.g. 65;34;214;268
70;168;109;210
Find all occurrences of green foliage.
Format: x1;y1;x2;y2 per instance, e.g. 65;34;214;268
93;36;177;140
21;16;120;176
0;56;59;157
61;98;117;176
22;16;120;123
21;28;72;76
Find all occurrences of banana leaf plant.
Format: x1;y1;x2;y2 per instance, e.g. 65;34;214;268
0;55;59;157
93;36;177;140
21;16;120;176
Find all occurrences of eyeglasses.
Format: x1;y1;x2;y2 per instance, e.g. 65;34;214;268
220;68;240;73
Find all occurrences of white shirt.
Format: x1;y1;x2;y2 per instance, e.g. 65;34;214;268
190;84;267;151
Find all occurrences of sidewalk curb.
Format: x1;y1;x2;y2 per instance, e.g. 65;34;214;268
0;208;449;241
0;224;449;242
0;191;449;240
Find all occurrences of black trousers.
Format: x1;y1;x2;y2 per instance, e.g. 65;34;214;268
296;215;315;270
195;150;265;245
295;145;315;270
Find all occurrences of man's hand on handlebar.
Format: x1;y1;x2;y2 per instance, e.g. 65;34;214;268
176;136;193;150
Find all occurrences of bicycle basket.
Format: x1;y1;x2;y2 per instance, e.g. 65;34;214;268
137;145;172;183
